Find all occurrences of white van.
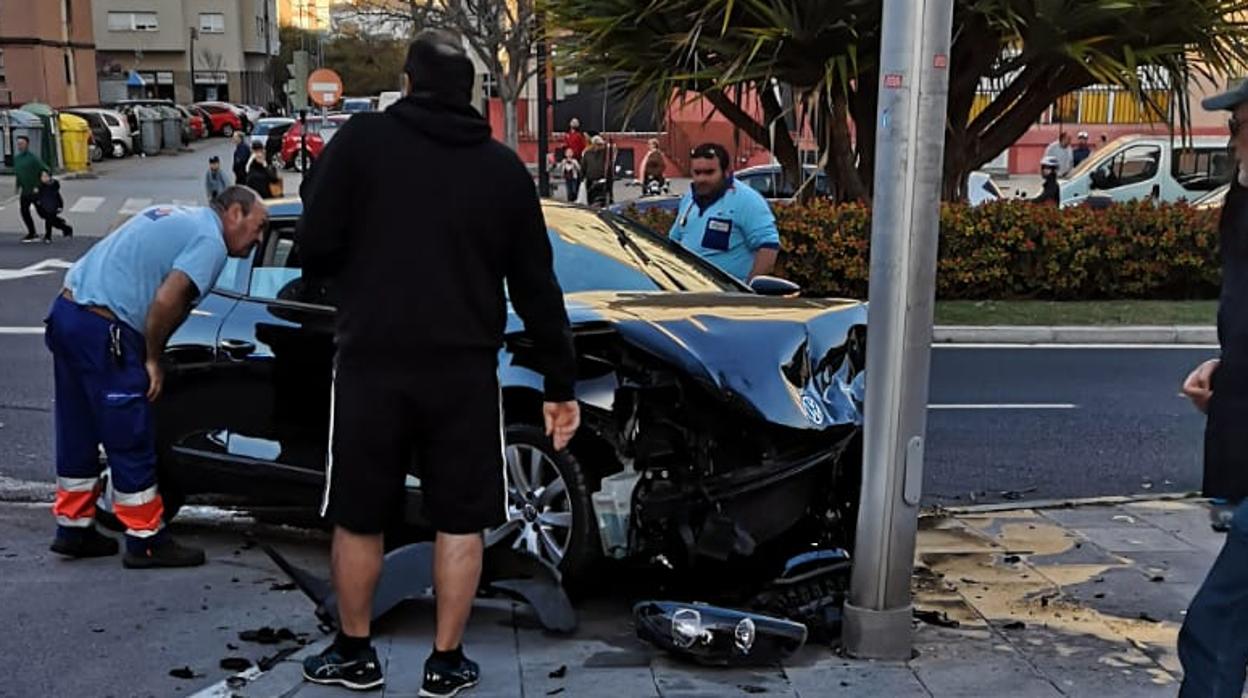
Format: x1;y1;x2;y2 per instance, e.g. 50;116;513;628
1059;135;1231;207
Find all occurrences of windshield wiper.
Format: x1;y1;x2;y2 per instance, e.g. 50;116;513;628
597;212;688;291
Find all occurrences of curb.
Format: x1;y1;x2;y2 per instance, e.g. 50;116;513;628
932;325;1217;345
933;490;1203;515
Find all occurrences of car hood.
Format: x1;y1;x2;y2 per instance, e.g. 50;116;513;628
516;291;868;430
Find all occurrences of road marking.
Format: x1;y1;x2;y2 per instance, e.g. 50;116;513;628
0;258;73;281
934;343;1219;350
118;197;152;214
929;403;1078;410
0;327;44;335
68;196;105;213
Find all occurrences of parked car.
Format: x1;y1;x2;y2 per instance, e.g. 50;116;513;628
341;97;375;113
967;171;1003;206
194;102;245;137
176;105;206;141
83;108;133;158
114;200;866;582
1059;135;1232;207
279;115;351;171
234;103;266;130
63;109;111;162
250;117;296;169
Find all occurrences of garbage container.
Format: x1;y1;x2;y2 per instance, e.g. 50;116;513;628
0;109;45;172
58;112;90;173
19;102;58;169
138;107;161;156
158;106;181;153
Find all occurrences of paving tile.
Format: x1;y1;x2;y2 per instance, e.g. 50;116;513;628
1040;506;1154;530
1075;527;1196;554
909;627;1061;698
1123;551;1217;586
1125;506;1228;554
786;649;930;698
650;656;795;697
379;602;520;696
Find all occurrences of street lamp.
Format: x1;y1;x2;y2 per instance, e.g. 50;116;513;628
189;27;198;102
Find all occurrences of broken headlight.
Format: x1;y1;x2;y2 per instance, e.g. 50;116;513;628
634;601;807;666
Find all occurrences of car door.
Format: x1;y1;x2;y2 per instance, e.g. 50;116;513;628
1088;143;1163;202
202;221;337;494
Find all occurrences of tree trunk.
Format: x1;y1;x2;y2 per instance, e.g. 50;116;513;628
502;97;519;151
758;81;801;196
828;91;868;202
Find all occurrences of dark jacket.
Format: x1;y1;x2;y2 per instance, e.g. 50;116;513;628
13;150;46;196
1204;175;1248;499
1032;174;1060;205
232;142;251;182
244;158;278;199
296;95;577;400
36;179;63;215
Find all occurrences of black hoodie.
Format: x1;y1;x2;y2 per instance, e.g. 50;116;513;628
296;95;576;400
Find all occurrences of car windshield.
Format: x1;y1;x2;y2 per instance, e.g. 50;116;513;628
254;121;287;135
544;206;746;293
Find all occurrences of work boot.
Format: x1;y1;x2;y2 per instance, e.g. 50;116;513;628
302;643;384;691
50;527;120;558
420;649;479;697
122;536;206;569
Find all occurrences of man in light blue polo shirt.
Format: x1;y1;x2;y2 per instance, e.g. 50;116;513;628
669;142;780;280
45;186;267;569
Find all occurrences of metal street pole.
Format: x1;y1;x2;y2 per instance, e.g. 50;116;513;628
842;0;954;660
189;28;198;102
535;13;550;198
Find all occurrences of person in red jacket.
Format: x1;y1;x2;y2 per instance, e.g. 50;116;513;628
563;118;587;160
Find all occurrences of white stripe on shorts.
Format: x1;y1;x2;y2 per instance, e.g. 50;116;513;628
320;368;337;518
497;386;508;527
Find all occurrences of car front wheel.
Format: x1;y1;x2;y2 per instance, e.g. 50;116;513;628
222;124;234;138
485;424;598;584
292;150;313;172
111;140;128;158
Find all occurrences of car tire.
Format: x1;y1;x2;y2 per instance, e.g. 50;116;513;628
111;140;128;158
222;124;234;138
292;150;313;172
89;143;104;162
485;424;599;586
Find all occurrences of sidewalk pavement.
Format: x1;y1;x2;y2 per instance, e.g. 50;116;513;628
931;325;1217;344
195;497;1227;697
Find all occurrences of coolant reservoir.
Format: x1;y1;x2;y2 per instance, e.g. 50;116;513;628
592;467;640;559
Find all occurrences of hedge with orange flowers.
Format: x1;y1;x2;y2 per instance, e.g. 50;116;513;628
628;199;1223;300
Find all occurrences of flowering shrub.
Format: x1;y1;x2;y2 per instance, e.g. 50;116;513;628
627;199;1223;299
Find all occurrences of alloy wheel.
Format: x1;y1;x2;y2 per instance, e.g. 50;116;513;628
485;443;574;569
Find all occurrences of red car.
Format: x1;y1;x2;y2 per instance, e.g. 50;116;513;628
176;105;206;140
280;114;351;171
194;102;243;137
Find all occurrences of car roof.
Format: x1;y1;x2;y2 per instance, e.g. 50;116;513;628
735;163;821;176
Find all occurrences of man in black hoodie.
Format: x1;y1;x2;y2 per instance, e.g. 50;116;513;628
296;30;579;695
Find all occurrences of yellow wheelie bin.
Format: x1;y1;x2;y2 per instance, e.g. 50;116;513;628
58;112;91;173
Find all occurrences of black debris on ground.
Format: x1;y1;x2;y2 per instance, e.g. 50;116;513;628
740;685;768;694
1150;575;1166;583
90;627;105;633
546;689;565;696
239;627;297;645
226;643;240;651
1001;621;1026;631
1094;593;1106;599
226;676;248;690
1001;488;1038;501
548;665;567;679
258;646;301;671
220;657;253;671
1002;555;1021;564
1138;612;1161;624
168;667;202;680
269;582;298;591
914;609;960;629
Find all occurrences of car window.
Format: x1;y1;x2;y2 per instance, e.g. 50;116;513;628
103;113;121;127
1092;145;1161;190
248;227;304;301
740;173;777;198
1172;147;1233;192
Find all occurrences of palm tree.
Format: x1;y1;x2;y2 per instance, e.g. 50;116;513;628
548;0;1248;201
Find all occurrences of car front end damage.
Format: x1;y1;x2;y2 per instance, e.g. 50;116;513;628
562;292;868;569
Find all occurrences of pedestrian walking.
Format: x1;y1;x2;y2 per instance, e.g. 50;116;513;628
296;30;578;695
669;142;780;281
35;171;73;242
205;155;228;203
637;138;668;194
231;131;250;184
1072;131;1092;168
1178;80;1248;698
12;135;50;243
560;148;581;203
581;135;614;207
46;187;267;567
244;142;281;199
563;117;587;161
1031;156;1061;206
1043;132;1074;177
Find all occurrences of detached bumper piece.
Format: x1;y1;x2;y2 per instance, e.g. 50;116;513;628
634;601;807;666
263;542;577;633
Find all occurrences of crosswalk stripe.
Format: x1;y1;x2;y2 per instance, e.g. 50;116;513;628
118;198;151;215
68;196;105;214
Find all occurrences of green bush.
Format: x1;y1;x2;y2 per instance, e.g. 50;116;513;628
627;199;1223;300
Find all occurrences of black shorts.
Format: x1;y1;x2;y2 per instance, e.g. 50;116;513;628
320;353;507;535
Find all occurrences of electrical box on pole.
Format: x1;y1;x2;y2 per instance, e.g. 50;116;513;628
842;0;955;661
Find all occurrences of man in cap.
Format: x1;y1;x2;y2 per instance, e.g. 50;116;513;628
1072;131;1092;168
296;29;579;695
1178;79;1248;698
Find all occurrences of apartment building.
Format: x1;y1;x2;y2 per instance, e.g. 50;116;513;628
93;0;278;105
0;0;99;107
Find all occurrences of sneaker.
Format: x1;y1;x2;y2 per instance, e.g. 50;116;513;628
43;236;51;244
63;226;73;238
1211;500;1235;533
20;234;38;244
302;644;384;691
420;653;479;697
122;537;206;569
50;527;119;558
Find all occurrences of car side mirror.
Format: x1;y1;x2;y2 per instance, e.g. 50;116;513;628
749;275;801;297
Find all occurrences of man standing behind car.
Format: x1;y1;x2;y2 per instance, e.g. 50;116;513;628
1178;81;1248;698
296;30;579;696
669;142;780;281
45;187;267;568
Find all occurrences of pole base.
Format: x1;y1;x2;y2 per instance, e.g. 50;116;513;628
841;601;914;660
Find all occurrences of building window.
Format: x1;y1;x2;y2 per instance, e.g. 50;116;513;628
64;52;74;85
0;49;6;85
200;13;225;34
107;11;159;32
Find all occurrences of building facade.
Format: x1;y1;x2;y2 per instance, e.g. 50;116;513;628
0;0;99;107
277;0;330;31
93;0;278;105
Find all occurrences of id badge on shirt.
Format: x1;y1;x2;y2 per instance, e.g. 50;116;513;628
701;217;733;251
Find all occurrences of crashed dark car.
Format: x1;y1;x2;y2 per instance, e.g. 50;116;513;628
119;199;866;582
